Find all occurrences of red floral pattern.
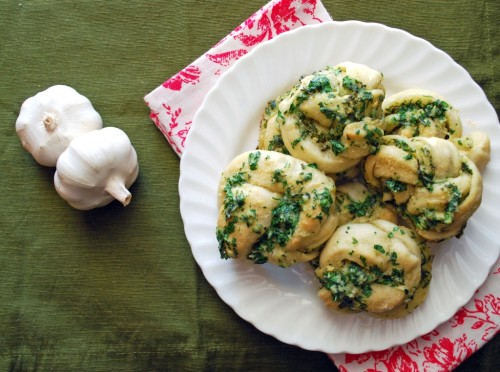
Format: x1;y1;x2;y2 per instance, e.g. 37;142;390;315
452;295;500;341
333;260;499;371
206;49;248;67
144;0;329;155
423;335;477;371
162;65;201;91
144;1;499;370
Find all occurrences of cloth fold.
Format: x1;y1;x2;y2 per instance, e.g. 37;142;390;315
144;0;499;370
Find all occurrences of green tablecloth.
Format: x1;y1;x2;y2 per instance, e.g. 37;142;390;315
0;1;498;370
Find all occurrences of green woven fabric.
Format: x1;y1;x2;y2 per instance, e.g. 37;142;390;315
0;1;498;371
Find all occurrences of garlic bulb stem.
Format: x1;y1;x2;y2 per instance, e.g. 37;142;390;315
54;127;138;210
104;177;132;206
43;113;57;131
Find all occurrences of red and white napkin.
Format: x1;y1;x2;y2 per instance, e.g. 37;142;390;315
144;0;499;370
330;263;499;371
144;0;331;156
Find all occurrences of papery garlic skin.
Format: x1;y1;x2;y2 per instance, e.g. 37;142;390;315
15;85;103;167
54;127;139;210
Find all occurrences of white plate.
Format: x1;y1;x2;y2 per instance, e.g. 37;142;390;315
179;21;500;354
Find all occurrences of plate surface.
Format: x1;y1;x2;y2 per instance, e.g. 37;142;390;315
179;21;500;354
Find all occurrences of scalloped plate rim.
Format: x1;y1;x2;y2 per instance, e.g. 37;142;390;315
179;21;500;354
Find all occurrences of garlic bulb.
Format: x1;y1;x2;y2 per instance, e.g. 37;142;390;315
15;85;103;167
54;127;139;210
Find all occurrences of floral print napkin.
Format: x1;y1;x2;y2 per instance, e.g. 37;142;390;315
330;262;499;371
144;0;499;370
145;0;331;156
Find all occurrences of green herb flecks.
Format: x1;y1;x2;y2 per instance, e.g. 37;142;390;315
268;134;289;154
405;207;448;231
216;223;237;259
216;172;251;259
363;123;383;150
461;161;473;175
346;194;377;218
386;99;454;136
321;258;408;312
330;139;346;155
223;188;246;219
391;138;414;153
342;76;362;94
418;169;435;191
322;263;373;311
296;170;313;185
313;187;334;217
384;179;408;193
306;74;333;94
388;251;398;266
271;168;287;186
404;153;413;160
222;172;248;219
248;151;261;170
248;192;303;264
444;183;461;224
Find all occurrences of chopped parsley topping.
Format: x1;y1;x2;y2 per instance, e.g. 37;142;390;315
249;192;303;264
223;188;246;219
405;181;461;231
272;169;287;185
391;138;414;153
418;169;435;191
345;194;378;218
444;183;461;223
461;161;473;175
386;99;452;136
330;139;346;155
342;76;366;96
222;172;248;219
313;188;334;217
216;172;250;259
268;135;290;154
286;68;383;158
363;123;383;150
388;251;398;266
248;151;261;170
306;74;333;94
321;261;407;312
384;179;408;193
296;171;313;185
359;255;367;267
291;137;302;148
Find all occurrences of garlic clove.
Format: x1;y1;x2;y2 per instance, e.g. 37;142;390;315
54;127;139;210
15;85;103;167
